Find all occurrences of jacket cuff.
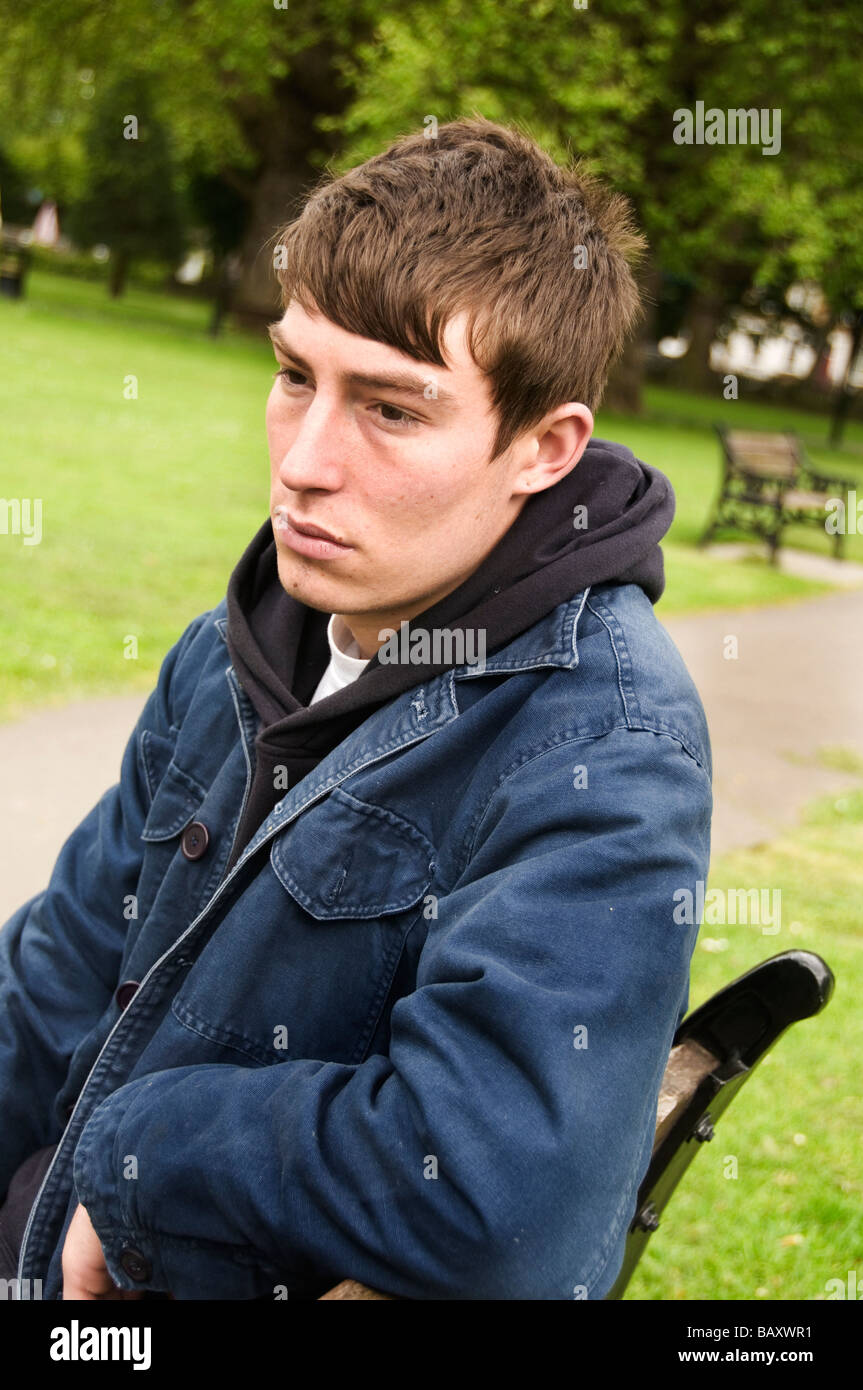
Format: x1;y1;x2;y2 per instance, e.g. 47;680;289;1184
71;1078;281;1299
72;1082;167;1293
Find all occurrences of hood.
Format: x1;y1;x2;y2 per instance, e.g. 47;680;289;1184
225;437;674;735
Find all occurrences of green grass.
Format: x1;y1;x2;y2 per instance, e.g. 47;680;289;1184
625;780;863;1301
2;271;860;1298
638;380;863;455
1;268;862;718
0;270;267;721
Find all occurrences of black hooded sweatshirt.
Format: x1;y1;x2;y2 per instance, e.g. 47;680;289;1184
223;437;674;874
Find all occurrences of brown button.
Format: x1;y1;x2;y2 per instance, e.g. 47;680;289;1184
181;822;210;860
115;979;140;1010
119;1247;152;1282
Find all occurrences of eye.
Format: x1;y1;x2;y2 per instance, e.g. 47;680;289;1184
272;366;421;431
274;366;308;389
373;402;420;430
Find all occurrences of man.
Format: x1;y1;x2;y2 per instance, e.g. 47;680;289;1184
0;117;711;1301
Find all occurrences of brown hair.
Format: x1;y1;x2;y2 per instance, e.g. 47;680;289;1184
272;116;648;461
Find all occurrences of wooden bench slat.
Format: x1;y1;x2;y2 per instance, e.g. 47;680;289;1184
318;1279;394;1300
653;1038;720;1147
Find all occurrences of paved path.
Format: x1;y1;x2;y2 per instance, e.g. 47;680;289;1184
1;590;862;922
662;588;863;855
0;695;148;924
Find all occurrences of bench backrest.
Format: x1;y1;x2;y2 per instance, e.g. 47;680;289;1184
718;427;801;481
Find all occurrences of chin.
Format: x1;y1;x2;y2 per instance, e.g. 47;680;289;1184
274;551;348;613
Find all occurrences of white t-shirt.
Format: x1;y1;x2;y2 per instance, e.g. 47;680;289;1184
309;614;371;704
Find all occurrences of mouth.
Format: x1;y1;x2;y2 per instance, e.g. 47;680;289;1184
285;512;344;543
272;507;353;559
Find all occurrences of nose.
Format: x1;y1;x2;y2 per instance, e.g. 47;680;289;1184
273;388;347;494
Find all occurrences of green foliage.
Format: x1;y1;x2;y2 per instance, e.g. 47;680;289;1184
1;1;860;300
332;0;863;312
63;68;186;269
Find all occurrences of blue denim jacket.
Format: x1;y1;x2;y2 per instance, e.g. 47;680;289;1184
2;579;711;1300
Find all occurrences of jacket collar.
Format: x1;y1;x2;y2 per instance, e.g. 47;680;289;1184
212;586;589;677
454;586;589;678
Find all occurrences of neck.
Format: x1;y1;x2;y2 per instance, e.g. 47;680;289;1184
333;613;392;661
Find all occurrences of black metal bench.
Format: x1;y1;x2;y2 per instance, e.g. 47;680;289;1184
699;426;856;564
318;950;835;1299
0;235;30;300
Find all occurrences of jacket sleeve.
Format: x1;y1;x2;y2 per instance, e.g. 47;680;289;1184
0;611;213;1200
72;725;712;1300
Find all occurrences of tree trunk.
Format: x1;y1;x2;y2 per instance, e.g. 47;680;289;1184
829;310;863;448
227;38;371;328
800;318;835;387
675;288;725;393
231;163;313;327
108;248;130;298
208;252;241;338
602;257;661;414
603;333;645;414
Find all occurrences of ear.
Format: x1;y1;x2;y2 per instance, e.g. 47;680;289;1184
511;404;594;497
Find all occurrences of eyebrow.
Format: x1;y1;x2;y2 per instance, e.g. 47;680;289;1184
267;323;460;409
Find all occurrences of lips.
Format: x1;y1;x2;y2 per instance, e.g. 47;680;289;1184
288;514;342;543
272;507;352;551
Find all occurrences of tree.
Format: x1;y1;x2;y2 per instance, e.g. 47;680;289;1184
187;170;249;336
0;0;381;317
63;68;186;295
326;0;863;407
1;0;859;414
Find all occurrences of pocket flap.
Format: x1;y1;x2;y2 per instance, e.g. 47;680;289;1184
271;786;436;920
140;757;207;841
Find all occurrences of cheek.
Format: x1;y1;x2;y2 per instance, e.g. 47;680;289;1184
381;458;480;526
265;388;284;442
265;396;299;476
373;438;481;519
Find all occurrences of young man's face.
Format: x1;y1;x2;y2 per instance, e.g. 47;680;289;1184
266;297;593;658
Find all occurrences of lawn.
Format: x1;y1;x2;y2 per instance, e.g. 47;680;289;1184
625;772;863;1301
1;271;860;1301
0;271;267;721
1;268;862;720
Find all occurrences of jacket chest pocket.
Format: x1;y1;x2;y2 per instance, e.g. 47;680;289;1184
169;786;437;1067
133;732;211;926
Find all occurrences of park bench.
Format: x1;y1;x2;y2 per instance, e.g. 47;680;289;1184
317;950;835;1299
699;426;856;563
0;234;29;300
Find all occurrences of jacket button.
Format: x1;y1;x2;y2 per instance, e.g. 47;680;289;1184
119;1247;152;1282
115;980;140;1010
181;822;210;860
